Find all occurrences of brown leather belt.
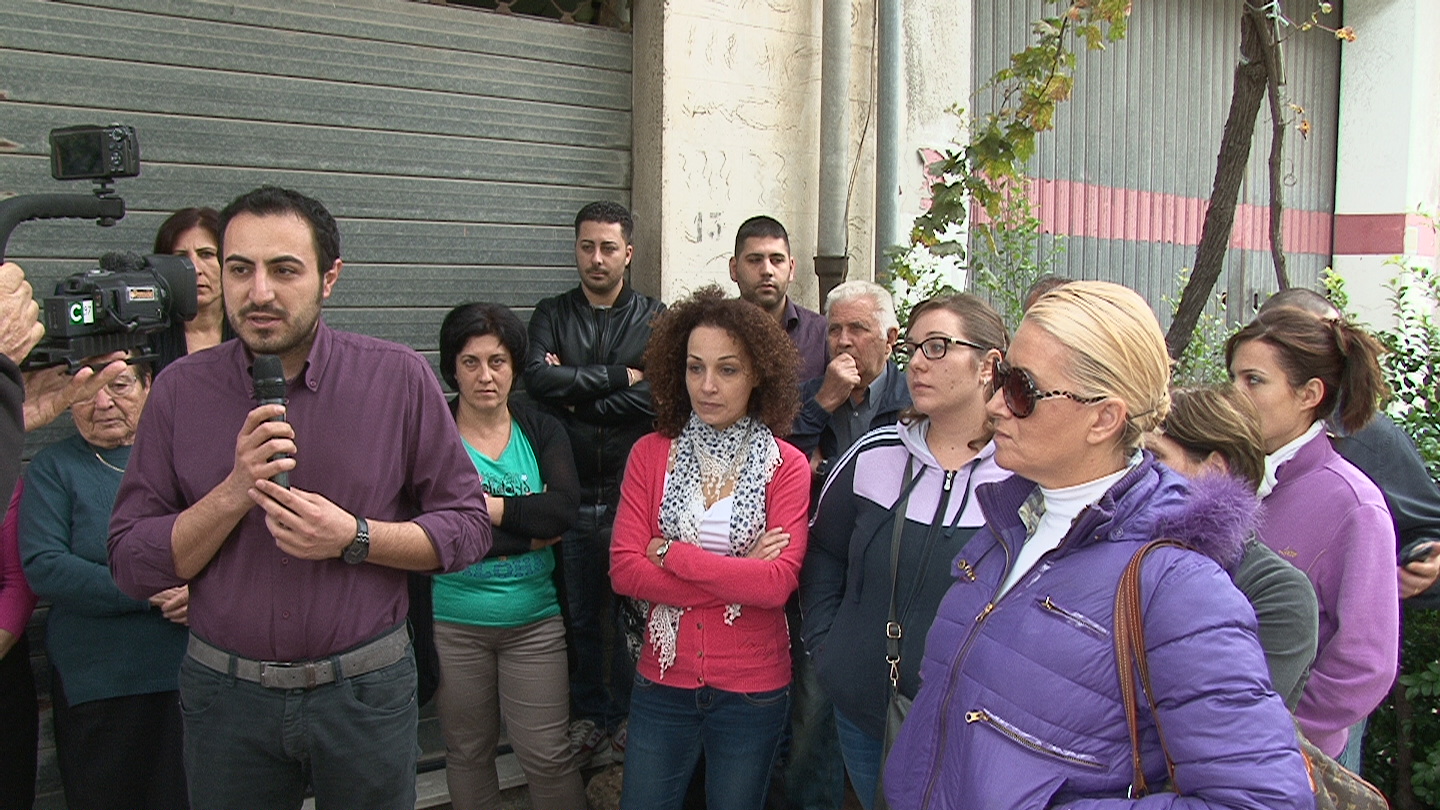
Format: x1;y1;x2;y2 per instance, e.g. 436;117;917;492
186;625;408;690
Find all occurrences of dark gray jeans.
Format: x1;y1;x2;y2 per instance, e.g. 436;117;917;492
179;649;419;810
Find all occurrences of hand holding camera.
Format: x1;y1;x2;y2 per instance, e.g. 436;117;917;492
0;262;44;365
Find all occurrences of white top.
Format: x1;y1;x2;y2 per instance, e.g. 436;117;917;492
998;465;1133;598
1257;419;1325;499
698;495;736;555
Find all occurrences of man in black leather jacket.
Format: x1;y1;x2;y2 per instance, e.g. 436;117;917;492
523;202;664;760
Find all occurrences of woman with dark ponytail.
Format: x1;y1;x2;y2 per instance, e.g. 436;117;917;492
1226;308;1399;764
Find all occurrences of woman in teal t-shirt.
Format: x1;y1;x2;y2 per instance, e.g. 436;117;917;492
434;303;585;810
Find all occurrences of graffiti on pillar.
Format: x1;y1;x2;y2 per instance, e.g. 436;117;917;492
687;211;725;244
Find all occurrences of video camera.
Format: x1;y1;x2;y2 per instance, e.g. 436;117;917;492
0;125;198;369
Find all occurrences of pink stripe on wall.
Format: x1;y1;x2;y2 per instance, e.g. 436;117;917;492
1332;213;1439;257
978;178;1335;256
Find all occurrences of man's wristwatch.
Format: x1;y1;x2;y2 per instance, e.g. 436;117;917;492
342;515;370;565
655;538;673;567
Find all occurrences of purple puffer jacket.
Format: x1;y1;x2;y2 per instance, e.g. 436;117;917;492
883;455;1315;810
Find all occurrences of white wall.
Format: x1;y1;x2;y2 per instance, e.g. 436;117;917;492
632;0;972;308
1332;0;1440;327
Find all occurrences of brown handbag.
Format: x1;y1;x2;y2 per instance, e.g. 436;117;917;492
1114;540;1391;808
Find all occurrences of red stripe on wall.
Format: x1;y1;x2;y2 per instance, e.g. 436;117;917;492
974;178;1336;256
1023;178;1334;255
1332;213;1439;256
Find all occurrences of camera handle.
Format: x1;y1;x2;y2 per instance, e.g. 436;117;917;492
0;187;126;263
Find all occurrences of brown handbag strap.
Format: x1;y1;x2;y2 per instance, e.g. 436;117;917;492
1113;539;1189;797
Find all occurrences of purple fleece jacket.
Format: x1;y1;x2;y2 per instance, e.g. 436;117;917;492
1257;430;1398;757
884;455;1313;810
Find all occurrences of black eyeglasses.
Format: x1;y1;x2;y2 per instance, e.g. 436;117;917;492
991;358;1106;418
894;336;989;362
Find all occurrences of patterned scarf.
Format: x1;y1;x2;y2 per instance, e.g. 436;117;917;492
647;413;782;677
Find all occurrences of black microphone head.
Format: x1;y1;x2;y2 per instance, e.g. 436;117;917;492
252;354;286;402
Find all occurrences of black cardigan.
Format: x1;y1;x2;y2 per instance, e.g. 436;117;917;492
411;398;582;704
451;397;582;558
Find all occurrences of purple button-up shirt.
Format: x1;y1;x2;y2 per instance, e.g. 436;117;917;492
109;321;490;661
784;298;828;383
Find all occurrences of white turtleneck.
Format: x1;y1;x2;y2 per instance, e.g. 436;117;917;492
1256;419;1324;499
997;463;1134;598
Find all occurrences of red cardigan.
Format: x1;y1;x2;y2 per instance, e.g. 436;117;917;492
610;431;810;693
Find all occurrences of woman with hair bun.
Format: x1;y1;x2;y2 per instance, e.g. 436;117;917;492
885;281;1311;809
1226;308;1399;762
610;285;808;810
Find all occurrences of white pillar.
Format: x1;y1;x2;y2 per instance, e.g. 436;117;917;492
1331;0;1440;328
630;1;973;303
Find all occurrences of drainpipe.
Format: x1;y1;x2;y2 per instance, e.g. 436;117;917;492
815;0;851;304
873;0;903;281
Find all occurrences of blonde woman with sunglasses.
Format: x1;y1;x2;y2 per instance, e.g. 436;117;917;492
884;281;1311;810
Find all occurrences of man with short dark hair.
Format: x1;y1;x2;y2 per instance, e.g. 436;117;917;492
729;216;827;381
109;186;490;808
524;200;664;761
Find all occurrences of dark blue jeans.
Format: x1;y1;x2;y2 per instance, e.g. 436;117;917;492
179;649;419;810
781;631;846;809
834;707;884;810
561;502;633;731
620;673;790;810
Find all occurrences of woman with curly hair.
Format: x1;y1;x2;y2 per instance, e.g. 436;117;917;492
610;285;808;810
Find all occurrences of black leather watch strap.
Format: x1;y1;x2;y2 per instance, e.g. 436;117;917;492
343;514;370;564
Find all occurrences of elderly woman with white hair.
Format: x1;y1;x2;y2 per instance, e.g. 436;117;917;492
883;281;1312;809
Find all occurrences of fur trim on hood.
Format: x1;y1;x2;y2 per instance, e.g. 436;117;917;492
1153;472;1261;572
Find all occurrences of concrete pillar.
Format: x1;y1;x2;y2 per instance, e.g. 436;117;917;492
1331;0;1440;328
630;1;972;305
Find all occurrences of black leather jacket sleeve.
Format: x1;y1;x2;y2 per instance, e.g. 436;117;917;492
522;288;664;425
0;357;21;522
523;296;630;406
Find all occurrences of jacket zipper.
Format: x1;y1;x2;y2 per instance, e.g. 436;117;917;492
919;500;1100;807
920;517;1010;809
965;708;1105;769
1037;596;1111;639
592;305;610;506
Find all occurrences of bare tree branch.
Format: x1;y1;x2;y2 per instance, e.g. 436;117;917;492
1261;12;1289;290
1165;2;1271;359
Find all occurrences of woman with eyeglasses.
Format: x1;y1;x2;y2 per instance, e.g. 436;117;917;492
1226;308;1398;764
884;281;1311;809
800;292;1010;809
19;362;191;809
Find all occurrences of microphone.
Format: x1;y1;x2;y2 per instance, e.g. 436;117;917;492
252;354;290;489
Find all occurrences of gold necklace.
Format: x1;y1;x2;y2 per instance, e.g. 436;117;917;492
694;421;754;504
93;452;126;474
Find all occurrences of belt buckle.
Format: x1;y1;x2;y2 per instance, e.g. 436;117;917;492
259;661;322;690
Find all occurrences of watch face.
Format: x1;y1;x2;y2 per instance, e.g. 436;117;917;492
343;538;369;564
